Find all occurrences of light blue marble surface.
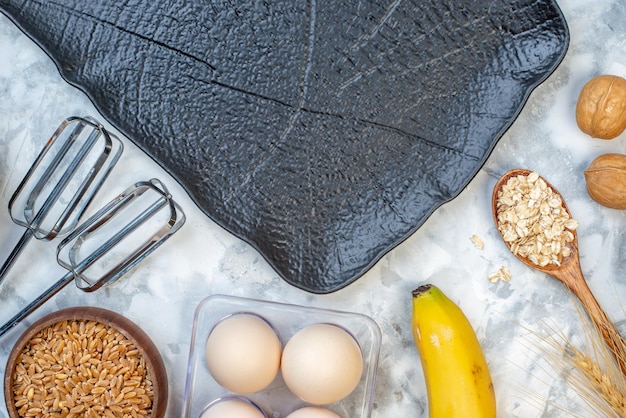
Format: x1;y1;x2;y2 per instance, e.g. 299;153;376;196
1;1;626;417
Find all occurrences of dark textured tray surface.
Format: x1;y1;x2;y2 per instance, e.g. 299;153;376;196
0;0;569;293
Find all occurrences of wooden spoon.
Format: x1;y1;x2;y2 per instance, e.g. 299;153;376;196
492;168;626;374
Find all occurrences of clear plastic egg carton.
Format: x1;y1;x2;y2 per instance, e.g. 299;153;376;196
182;294;382;418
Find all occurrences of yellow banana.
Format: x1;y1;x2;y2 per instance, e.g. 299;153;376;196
411;284;496;418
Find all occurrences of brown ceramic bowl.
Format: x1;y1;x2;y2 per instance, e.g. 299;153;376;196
4;306;168;418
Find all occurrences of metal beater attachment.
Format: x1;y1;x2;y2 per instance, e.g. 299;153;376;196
0;116;124;282
0;178;185;337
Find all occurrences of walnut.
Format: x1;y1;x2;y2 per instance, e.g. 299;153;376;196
576;75;626;140
584;153;626;209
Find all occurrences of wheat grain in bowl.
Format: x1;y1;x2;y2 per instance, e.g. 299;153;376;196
4;307;168;418
494;171;579;267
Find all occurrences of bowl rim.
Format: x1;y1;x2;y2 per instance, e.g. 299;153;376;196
3;306;168;418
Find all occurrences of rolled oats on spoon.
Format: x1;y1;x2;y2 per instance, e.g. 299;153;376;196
495;170;579;267
492;169;626;375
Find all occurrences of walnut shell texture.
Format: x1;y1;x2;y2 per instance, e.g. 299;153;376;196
584;153;626;209
576;75;626;140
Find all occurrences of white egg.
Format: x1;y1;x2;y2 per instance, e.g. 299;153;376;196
281;323;363;405
200;397;266;418
285;406;341;418
205;313;281;393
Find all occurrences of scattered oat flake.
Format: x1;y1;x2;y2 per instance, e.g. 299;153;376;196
470;234;484;250
488;266;512;283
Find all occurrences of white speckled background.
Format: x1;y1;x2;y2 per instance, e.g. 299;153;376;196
1;0;626;417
